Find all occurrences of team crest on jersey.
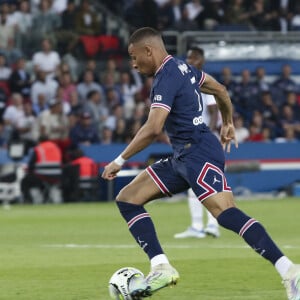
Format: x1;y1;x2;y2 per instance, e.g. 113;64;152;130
154;94;162;101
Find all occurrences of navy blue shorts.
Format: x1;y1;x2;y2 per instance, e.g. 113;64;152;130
146;132;231;202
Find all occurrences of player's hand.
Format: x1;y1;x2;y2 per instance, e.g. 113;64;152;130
220;123;238;153
101;161;122;180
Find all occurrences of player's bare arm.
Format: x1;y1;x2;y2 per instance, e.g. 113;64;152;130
101;107;169;180
200;73;238;152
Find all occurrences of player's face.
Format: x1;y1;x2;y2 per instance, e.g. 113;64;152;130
128;43;155;76
186;50;204;70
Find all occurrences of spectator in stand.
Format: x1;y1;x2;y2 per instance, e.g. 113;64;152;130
7;0;32;33
83;90;109;132
0;121;8;148
172;4;199;32
224;0;251;28
75;0;103;58
79;59;100;83
247;122;264;142
99;58;120;84
0;3;22;65
275;127;298;143
285;90;300;120
156;0;183;31
69;110;100;147
125;102;148;142
140;77;153;106
77;69;104;103
2;93;25;141
246;110;264;142
31;0;61;52
32;38;61;80
15;101;39;153
261;126;272;142
233;113;249;143
233;69;260;122
104;104;124;132
9;57;31;100
245;0;273;31
54;0;79;55
30;0;42;14
58;71;76;105
124;0;158;30
112;117;127;143
218;66;236;98
259;91;280;137
102;71;121;96
201;0;225;30
0;86;8;121
105;87;122;113
271;64;298;105
101;126;113;144
51;0;68;14
7;0;33;53
32;93;49;116
75;0;101;36
55;85;71;115
68;90;82;119
253;66;270;95
183;0;206;29
30;70;58;106
0;53;12;81
269;0;298;32
38;98;69;143
278;104;300;139
120;69;143;120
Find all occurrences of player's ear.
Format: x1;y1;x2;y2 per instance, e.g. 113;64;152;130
145;45;152;57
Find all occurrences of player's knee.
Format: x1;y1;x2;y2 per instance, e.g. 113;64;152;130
116;185;138;203
115;187;130;203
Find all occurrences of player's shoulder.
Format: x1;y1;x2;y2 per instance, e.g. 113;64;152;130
160;57;195;81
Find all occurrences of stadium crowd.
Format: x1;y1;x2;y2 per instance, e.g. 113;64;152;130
0;0;300;163
110;0;300;32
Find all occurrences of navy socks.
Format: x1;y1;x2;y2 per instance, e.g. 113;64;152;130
116;201;164;259
217;207;283;264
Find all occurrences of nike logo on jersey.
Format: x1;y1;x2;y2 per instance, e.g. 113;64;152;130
212;175;221;185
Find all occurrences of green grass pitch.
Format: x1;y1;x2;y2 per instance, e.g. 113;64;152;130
1;197;299;299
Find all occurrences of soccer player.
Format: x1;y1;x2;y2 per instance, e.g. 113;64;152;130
174;46;220;239
102;27;300;300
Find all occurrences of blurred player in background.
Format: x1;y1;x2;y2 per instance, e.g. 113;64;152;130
174;47;221;239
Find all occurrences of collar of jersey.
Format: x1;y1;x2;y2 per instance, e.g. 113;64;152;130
155;55;173;76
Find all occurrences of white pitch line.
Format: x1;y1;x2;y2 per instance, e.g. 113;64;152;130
42;244;300;249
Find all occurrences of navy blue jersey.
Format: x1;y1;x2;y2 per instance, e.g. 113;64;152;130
150;55;210;153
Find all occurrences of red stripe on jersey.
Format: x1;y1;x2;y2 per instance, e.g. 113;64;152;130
128;213;150;229
198;72;206;87
197;162;231;202
146;166;172;196
239;218;258;237
155;55;173;75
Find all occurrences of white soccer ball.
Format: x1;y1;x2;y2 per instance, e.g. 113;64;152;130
108;267;145;300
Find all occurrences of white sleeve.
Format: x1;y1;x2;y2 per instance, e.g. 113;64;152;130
201;93;216;106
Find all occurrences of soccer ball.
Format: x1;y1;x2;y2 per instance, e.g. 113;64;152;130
108;267;145;300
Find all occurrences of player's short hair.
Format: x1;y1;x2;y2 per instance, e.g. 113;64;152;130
129;27;161;44
188;47;204;57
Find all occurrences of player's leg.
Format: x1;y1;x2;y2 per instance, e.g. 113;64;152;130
116;162;184;298
174;188;206;238
203;191;300;300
